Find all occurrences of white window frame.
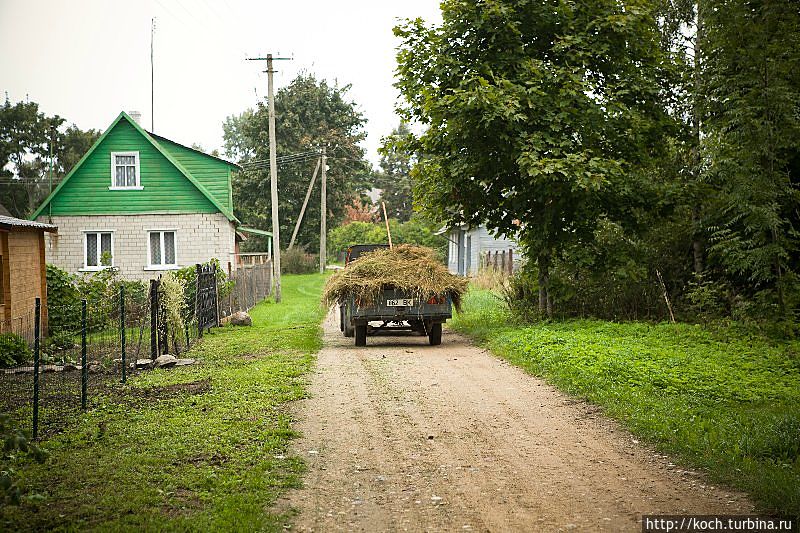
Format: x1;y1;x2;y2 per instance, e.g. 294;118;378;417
81;230;115;271
145;229;179;270
109;151;143;190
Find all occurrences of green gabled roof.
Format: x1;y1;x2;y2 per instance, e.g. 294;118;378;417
148;132;240;170
30;112;239;223
148;134;238;214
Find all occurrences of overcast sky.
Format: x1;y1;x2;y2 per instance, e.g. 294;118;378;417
0;0;441;167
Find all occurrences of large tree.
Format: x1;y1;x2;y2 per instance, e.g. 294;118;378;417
394;0;675;315
0;98;100;218
223;74;372;252
375;122;414;222
699;0;800;313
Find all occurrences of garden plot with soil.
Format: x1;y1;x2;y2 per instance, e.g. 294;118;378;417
284;310;751;531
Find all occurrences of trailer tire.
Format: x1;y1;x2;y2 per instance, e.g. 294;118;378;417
355;324;367;346
342;306;354;337
428;323;442;346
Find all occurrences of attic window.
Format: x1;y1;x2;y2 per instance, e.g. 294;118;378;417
110;151;142;190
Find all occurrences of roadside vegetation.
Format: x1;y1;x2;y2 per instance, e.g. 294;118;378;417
451;288;800;515
1;273;327;531
326;218;446;263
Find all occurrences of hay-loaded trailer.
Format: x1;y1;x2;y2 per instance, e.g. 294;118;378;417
338;244;452;346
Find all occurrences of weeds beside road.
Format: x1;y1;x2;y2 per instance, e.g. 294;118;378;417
1;273;327;531
450;289;800;515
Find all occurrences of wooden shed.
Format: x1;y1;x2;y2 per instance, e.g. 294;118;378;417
0;215;58;338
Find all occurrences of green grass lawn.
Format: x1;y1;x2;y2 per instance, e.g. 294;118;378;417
1;273;328;531
450;289;800;515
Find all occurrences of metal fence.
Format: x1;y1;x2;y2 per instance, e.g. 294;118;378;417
1;262;274;441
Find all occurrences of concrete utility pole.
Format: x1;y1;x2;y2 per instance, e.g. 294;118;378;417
247;53;292;302
288;157;321;250
319;146;327;273
266;54;282;302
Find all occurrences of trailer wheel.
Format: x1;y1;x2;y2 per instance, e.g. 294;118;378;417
428;323;442;346
342;306;354;337
355;324;367;346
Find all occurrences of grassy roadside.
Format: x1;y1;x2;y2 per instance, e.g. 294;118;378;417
1;273;328;531
450;289;800;515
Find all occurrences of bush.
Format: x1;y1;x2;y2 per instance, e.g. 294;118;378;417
502;266;542;322
327;221;387;260
159;272;188;353
327;218;447;263
175;258;234;305
0;333;31;368
41;330;78;366
282;247;318;274
45;265;80;331
45;331;77;352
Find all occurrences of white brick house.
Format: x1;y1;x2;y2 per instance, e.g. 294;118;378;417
30;112;257;281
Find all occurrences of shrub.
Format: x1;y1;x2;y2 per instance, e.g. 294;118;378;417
327;221;387;260
282;246;318;274
501;266;542;322
45;331;77;352
327;218;447;263
0;333;31;368
45;265;80;331
175;258;234;305
159;272;187;353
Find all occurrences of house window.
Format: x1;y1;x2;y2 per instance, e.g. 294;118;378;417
148;230;177;268
84;231;113;270
110;151;141;189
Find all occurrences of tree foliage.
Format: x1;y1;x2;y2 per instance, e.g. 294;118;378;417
394;0;675;314
0;98;100;218
699;0;800;313
223;74;373;252
395;0;800;322
375;122;414;221
327;218;446;262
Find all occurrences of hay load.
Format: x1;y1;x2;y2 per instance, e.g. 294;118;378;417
322;244;468;311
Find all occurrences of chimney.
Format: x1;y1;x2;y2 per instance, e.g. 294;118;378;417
128;110;142;125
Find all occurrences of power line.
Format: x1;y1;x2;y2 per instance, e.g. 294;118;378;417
241;149;322;165
240;151;322;170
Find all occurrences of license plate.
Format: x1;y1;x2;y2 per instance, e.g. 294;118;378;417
387;298;413;307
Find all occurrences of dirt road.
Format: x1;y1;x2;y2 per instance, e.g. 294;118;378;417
284;310;751;531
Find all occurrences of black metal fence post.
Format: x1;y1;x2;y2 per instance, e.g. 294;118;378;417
150;279;158;358
32;298;40;440
158;277;168;355
213;262;220;327
120;285;126;383
81;299;87;410
195;264;203;338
